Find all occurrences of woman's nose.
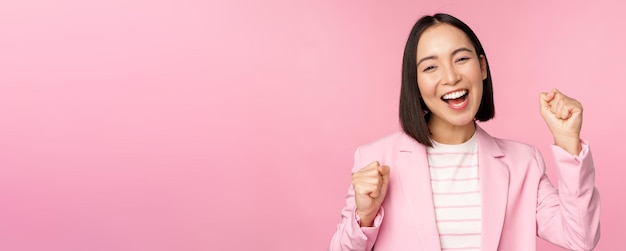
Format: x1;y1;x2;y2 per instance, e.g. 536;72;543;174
441;65;461;85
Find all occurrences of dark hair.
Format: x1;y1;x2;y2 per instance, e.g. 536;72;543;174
399;13;495;147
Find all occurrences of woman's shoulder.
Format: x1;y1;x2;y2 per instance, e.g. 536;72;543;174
477;126;539;156
490;135;539;157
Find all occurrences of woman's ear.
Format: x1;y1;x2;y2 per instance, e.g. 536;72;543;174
480;55;487;80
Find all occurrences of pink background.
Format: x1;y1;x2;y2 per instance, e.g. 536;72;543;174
0;0;623;250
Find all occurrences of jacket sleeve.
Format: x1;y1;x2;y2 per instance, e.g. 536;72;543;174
535;140;601;251
329;147;384;251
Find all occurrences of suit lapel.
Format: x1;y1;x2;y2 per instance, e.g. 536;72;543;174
396;127;510;251
396;133;442;251
476;126;510;251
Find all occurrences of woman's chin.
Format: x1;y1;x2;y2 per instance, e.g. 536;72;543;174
442;116;476;128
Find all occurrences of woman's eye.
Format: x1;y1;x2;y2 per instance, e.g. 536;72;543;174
455;57;470;63
423;65;436;72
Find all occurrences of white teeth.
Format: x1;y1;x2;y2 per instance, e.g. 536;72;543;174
442;90;467;100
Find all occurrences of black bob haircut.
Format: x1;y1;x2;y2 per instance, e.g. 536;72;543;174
399;13;495;147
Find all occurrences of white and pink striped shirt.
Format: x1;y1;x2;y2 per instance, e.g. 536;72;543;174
427;133;481;251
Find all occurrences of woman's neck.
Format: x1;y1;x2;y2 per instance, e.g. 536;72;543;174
428;120;476;145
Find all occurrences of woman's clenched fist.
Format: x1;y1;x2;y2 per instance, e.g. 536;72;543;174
352;161;390;227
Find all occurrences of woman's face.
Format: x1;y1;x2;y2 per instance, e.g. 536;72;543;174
416;23;487;129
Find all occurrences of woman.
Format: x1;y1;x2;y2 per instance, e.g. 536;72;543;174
329;13;600;251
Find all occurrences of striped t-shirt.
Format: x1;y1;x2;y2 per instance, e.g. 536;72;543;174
427;133;481;251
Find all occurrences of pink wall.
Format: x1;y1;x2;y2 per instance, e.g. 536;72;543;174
0;0;623;250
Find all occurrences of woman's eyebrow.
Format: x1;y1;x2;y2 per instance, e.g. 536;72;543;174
452;47;473;55
416;55;436;67
417;47;474;67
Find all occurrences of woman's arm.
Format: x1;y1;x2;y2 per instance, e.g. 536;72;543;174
329;148;384;251
535;90;600;250
535;143;600;250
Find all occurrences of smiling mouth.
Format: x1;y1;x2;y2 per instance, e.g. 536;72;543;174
441;89;469;105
